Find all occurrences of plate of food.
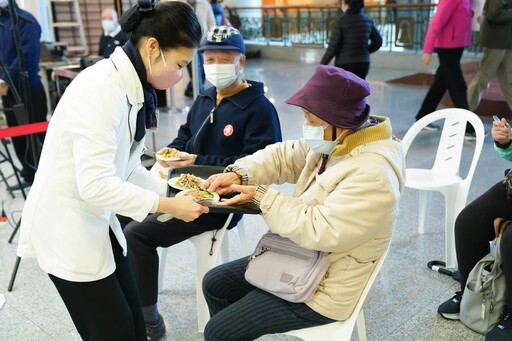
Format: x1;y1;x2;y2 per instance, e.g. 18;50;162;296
168;173;204;190
155;148;183;162
175;189;220;204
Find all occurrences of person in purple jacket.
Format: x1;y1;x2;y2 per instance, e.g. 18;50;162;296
414;0;474;137
123;26;282;341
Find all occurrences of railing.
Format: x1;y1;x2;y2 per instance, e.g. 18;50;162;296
225;4;481;55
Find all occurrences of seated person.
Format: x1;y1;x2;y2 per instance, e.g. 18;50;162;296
200;65;405;340
98;7;128;58
123;25;282;341
437;118;512;340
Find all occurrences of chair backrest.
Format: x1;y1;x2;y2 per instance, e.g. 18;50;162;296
284;245;390;340
401;108;485;182
351;245;389;312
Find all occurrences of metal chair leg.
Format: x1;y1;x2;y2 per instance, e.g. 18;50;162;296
8;256;21;292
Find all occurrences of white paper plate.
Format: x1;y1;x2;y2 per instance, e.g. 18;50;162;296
168;175;205;191
155;149;185;162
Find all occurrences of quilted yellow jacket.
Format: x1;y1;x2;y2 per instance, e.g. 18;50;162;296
232;116;405;320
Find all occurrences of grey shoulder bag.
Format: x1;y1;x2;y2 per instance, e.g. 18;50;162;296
460;218;509;334
244;232;330;303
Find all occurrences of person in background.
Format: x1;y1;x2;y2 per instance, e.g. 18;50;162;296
124;25;282;341
320;0;382;80
0;0;48;189
200;65;405;340
184;0;216;98
438;117;512;341
16;2;206;340
414;0;473;137
467;0;512;113
98;7;128;58
210;0;224;26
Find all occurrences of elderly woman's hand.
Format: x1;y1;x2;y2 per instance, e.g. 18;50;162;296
216;184;256;206
492;118;511;145
203;172;241;196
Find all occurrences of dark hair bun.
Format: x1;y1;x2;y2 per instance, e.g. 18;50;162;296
121;0;157;34
120;6;142;34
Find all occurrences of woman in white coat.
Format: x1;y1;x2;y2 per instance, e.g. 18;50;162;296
16;2;207;340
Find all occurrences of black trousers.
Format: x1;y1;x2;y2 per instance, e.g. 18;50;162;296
202;257;336;341
49;230;146;341
124;212;239;307
415;48;472;132
336;62;370;80
1;82;47;182
455;181;512;310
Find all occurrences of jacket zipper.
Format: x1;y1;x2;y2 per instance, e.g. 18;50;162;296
192;107;215;150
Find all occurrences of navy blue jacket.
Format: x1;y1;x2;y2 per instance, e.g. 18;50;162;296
169;80;282;167
98;30;128;58
0;5;42;87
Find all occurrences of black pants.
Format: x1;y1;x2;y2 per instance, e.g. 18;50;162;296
202;257;336;341
49;230;146;341
455;181;512;310
1;82;47;182
415;48;472;132
124;212;240;307
336;62;370;80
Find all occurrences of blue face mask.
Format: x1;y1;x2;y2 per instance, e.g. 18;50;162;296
303;123;339;155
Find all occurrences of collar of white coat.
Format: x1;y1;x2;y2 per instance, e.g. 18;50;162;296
109;47;144;108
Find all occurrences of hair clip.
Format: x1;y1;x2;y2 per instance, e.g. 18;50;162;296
138;0;157;12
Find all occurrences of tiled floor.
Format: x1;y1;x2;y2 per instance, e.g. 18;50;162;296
0;56;503;340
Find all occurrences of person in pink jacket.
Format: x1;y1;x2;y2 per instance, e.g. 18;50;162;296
415;0;474;137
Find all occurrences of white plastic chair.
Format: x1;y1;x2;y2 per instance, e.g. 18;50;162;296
220;217;249;262
157;213;234;332
401;108;485;269
282;247;390;341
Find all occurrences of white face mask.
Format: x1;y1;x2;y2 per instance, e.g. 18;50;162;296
303;123;340;155
102;20;116;33
0;0;8;8
204;63;239;89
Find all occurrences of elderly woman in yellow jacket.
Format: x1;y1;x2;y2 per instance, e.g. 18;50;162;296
200;65;406;340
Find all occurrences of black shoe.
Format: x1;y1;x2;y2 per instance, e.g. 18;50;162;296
486;310;512;340
422;123;440;131
438;291;462;320
184;90;193;98
146;314;166;341
9;180;32;191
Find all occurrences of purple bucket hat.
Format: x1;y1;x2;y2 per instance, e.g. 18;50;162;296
285;65;371;129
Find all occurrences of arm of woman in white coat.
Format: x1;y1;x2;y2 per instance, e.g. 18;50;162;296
67;75;207;222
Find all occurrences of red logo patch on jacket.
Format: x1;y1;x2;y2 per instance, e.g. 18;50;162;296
223;124;234;137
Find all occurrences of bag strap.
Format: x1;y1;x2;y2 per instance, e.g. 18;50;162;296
493;217;511;238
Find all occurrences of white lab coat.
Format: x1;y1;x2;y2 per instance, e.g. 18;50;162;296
17;48;167;282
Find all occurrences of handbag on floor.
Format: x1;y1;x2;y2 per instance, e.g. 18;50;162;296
244;232;330;303
460;218;510;334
